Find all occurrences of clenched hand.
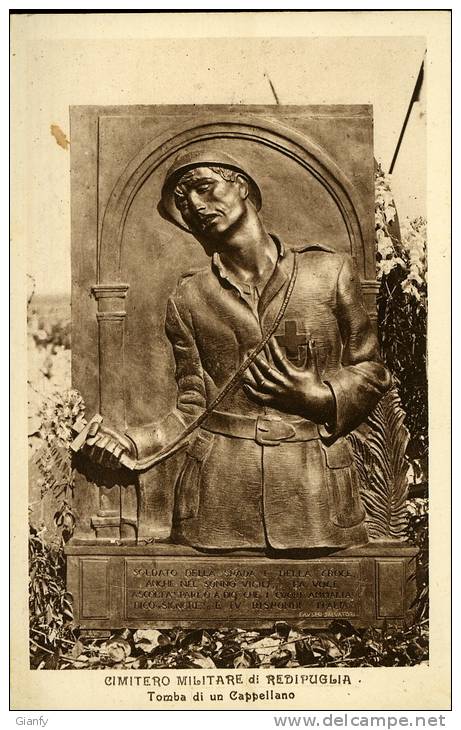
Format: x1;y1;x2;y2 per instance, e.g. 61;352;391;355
84;422;135;469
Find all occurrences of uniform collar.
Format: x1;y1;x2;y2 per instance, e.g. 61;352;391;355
211;235;293;317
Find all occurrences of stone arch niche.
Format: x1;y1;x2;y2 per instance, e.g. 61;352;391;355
70;105;377;542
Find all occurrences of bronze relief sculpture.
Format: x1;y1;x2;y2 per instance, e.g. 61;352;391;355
67;106;416;629
82;147;391;552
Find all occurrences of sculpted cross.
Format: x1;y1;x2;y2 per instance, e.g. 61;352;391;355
275;320;309;362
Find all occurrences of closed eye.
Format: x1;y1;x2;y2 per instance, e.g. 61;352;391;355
175;196;188;211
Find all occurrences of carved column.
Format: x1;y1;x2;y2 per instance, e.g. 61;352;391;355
92;283;129;540
361;279;380;326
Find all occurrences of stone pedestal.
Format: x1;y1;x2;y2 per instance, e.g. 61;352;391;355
65;542;417;630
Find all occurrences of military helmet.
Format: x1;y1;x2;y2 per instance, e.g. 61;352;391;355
159;147;262;232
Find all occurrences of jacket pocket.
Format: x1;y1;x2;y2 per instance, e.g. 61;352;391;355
321;439;366;528
175;430;215;520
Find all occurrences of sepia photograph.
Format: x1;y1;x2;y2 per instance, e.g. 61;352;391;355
11;9;451;713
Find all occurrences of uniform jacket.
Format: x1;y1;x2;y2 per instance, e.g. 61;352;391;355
127;239;392;550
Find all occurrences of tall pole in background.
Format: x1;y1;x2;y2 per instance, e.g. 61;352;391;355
389;56;425;175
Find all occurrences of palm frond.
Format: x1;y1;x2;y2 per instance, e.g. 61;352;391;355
348;388;410;540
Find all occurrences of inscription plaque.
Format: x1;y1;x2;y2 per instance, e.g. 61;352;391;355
125;558;362;621
67;542;416;629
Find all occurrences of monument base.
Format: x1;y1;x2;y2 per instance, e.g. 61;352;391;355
65;542;418;631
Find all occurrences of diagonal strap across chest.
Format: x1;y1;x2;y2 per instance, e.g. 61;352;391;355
119;251;299;471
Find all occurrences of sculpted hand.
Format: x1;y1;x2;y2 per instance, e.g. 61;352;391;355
243;337;335;425
83;421;136;469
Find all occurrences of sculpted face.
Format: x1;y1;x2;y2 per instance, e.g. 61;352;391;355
174;167;249;238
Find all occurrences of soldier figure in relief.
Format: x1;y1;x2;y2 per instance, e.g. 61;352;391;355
86;149;391;551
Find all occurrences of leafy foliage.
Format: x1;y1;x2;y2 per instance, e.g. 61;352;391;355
30;617;429;671
38;388;86;449
348;388;410;540
375;166;428;475
30;388;85;541
29;523;78;669
27;288;86;666
406;498;429;624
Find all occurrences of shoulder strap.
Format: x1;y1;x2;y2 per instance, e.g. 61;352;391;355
121;252;299;471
